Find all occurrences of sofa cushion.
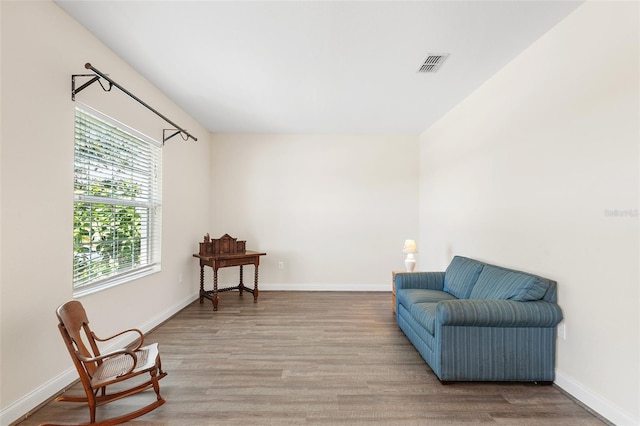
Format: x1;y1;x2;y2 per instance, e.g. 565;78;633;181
443;256;485;299
397;289;456;309
469;264;548;301
409;303;438;335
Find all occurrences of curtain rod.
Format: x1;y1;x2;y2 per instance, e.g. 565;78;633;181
72;63;198;143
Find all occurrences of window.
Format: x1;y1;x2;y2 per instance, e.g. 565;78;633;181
73;105;162;296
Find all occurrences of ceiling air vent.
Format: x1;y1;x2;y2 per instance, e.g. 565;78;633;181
418;53;449;73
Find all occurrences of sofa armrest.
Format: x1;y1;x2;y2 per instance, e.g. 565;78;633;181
436;299;563;328
395;272;445;291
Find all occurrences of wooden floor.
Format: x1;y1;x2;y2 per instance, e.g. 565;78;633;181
19;291;608;425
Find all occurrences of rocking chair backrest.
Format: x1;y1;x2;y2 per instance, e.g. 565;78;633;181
56;301;101;378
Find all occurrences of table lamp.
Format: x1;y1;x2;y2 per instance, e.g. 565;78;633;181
403;239;417;272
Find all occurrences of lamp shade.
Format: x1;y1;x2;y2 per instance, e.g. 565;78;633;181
402;239;417;254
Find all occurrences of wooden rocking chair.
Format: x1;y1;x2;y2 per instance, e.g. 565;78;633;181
43;301;167;426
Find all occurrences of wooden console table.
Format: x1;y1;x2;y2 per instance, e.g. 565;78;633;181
193;234;266;311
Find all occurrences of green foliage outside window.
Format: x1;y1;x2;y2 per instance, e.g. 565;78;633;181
73;198;143;286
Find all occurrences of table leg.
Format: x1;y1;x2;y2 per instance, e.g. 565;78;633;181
238;265;244;296
199;264;205;303
213;267;219;311
253;265;259;303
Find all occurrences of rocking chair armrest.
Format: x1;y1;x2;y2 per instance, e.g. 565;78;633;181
115;350;138;376
92;328;144;351
74;349;136;364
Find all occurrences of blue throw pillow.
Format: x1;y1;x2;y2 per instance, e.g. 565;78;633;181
443;256;484;299
469;264;548;301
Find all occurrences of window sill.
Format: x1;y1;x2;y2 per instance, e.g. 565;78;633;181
73;264;161;298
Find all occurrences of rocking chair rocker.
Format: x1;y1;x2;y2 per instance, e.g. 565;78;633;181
43;301;167;426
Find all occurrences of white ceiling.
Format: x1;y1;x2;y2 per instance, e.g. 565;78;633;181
55;1;582;134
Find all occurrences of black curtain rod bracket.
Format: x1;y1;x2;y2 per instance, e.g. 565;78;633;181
71;74;111;100
163;129;190;144
71;63;197;143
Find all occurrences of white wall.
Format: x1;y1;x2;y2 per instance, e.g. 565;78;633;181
0;1;211;424
210;134;419;290
419;2;639;425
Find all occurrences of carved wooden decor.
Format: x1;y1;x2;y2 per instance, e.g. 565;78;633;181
199;233;246;256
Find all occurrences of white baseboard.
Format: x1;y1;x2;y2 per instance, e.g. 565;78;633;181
0;368;79;426
555;371;638;426
137;293;199;334
0;293;198;426
258;282;391;292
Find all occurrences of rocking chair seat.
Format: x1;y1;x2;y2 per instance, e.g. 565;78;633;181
90;343;160;388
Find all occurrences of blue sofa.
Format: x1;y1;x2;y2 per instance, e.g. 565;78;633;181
395;256;563;383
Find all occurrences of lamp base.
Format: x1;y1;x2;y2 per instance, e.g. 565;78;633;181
404;257;416;272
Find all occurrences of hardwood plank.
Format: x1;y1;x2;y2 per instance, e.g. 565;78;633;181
16;292;609;425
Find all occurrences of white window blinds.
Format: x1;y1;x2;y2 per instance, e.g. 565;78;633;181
73;105;162;295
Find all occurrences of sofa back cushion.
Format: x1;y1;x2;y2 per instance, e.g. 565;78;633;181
469;264;548;301
443;256;485;299
541;279;558;303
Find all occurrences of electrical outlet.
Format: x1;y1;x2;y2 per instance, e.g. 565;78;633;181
178;273;183;283
557;324;566;340
278;261;285;269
